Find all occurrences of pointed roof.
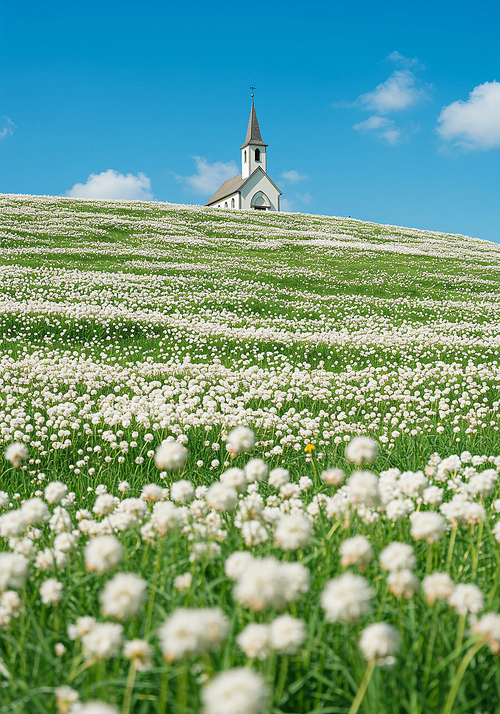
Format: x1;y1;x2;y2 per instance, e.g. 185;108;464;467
240;99;268;149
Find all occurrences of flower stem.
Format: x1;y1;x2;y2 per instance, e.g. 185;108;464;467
446;524;458;572
442;640;483;714
122;662;136;714
348;662;375;714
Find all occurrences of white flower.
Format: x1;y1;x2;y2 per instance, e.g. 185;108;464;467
398;470;427;498
269;615;306;655
422;572;454;605
67;616;96;640
0;510;27;538
448;584;484;615
244;459;268;483
201;667;269;714
423;486;443;505
224;551;254;580
206;483;237;512
467;470;497;498
158;607;228;661
174;572;192;592
170;480;194;503
0;552;29;591
141;483;164;502
340;535;373;569
274;513;311;550
493;521;500;543
237;623;270;660
379;542;416;572
4;442;28;467
346;436;378;465
347;471;380;507
280;562;310;602
410;511;446;543
100;573;147;620
234;557;291;611
85;535;123;573
359;622;401;663
44;482;68;505
155;440;187;471
21;497;49;524
71;701;120;714
227;426;255;455
440;495;470;525
151;501;183;536
82;622;123;659
220;467;247;493
321;572;373;623
55;685;79;713
241;520;269;547
388;569;419;598
268;468;289;488
470;613;500;654
321;468;345;486
466;502;485;524
93;494;116;517
40;578;63;605
123;639;153;670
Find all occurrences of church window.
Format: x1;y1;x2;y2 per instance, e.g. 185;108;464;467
231;198;235;208
255;148;261;161
244;150;247;163
224;202;228;208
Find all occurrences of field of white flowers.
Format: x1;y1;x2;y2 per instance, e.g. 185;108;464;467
1;194;500;714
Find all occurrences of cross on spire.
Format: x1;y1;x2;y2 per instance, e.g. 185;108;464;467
250;85;256;102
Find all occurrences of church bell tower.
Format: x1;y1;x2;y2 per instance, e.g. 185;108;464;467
240;89;268;179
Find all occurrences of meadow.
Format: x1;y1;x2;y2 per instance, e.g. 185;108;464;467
0;193;499;714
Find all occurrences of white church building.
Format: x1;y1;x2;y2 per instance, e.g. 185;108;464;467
206;95;282;211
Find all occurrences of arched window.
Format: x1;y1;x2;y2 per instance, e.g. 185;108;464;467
255;148;261;162
244;150;247;163
231;198;235;208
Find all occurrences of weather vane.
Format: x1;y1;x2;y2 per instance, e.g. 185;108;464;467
250;85;256;98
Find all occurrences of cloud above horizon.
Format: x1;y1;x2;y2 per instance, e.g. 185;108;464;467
1;116;17;139
353;115;402;144
66;169;153;200
357;69;429;115
332;53;429;146
176;156;237;195
280;169;309;184
436;81;500;150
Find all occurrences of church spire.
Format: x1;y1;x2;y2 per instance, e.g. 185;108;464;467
240;88;268;149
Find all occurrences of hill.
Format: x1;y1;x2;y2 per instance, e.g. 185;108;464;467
1;194;500;714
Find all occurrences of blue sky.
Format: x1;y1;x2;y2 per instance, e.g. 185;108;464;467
1;0;499;241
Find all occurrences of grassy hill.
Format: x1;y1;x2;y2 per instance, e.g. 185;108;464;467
1;194;500;714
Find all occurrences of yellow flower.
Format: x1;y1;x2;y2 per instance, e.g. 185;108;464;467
305;444;315;453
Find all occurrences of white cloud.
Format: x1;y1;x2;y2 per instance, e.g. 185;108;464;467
385;51;421;69
1;116;17;139
176;156;237;195
66;169;153;200
280;169;309;184
280;198;294;211
436;81;500;150
296;191;313;205
353;116;402;144
358;69;428;114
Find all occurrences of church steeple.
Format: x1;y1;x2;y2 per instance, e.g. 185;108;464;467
241;89;268;178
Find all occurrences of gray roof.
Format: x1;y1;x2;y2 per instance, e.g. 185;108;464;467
205;174;244;206
240;101;268;149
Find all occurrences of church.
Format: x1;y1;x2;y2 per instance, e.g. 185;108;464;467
206;94;282;211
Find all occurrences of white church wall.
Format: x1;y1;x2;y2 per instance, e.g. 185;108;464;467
215;192;240;209
240;170;279;211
